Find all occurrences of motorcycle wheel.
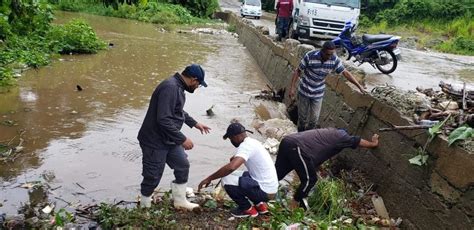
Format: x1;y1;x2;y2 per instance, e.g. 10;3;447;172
375;49;397;74
336;47;350;60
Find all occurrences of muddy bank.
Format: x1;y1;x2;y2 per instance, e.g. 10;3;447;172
216;11;474;229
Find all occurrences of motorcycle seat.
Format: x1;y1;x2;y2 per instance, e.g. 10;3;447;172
362;34;393;43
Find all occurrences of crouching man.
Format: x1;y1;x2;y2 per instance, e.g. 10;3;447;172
275;128;379;209
198;122;279;217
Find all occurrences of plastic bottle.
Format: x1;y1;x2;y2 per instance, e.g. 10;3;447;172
418;119;439;126
371;195;390;219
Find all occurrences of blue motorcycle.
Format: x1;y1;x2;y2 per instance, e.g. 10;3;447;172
332;21;402;74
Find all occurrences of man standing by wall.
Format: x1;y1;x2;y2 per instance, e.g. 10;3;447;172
138;64;211;210
276;0;293;41
289;41;366;132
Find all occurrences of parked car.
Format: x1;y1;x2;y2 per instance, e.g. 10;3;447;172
240;0;262;19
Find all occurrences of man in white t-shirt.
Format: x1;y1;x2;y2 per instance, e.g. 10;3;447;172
198;122;279;218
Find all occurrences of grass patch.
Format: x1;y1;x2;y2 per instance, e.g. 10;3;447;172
226;24;237;33
54;0;216;27
96;201;177;229
237;176;384;229
359;16;474;55
308;178;348;221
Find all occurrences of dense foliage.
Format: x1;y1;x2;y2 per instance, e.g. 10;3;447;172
55;0;216;25
0;0;105;86
360;0;473;55
169;0;219;18
261;0;275;12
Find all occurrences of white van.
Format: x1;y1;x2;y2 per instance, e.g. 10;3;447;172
240;0;262;19
290;0;361;40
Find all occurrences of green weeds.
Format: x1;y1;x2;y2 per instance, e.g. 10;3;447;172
360;0;473;55
237;177;379;229
0;0;105;87
54;0;216;26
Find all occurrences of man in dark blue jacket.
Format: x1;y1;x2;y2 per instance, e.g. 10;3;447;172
138;64;211;210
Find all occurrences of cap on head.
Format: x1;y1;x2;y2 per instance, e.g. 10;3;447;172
182;64;207;87
223;122;253;139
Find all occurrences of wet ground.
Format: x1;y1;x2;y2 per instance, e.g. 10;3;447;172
0;11;272;214
219;0;474;91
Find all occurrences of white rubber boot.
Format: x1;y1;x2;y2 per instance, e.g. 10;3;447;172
171;182;199;210
140;195;151;208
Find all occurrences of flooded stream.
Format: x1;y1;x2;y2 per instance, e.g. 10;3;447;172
0;11;271;214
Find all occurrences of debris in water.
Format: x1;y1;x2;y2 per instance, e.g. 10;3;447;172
20;181;42;189
76;85;83;91
206;105;215;117
75;182;85;190
1;119;18;126
255;85;285;102
41;205;54;214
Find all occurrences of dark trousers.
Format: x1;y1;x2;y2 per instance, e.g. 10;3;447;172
223;172;269;210
140;143;190;197
275;138;317;202
277;16;290;39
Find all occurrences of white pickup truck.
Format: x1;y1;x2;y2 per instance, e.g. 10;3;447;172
288;0;361;40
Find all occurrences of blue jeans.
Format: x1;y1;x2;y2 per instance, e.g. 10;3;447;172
140;143;190;196
277;17;290;38
222;171;269;210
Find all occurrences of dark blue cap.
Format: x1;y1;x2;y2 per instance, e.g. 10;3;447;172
223;122;253;139
182;64;207;87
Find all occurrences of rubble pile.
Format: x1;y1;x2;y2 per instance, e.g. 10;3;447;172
415;81;474;130
372;82;474;134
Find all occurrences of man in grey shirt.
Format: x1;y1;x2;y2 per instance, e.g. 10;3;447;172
138;64;211;210
275;128;379;209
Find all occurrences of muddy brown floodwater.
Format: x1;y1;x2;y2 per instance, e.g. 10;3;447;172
0;11;272;214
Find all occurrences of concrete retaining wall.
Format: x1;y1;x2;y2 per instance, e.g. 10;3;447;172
215;11;474;229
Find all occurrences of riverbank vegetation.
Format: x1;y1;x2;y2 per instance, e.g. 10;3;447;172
0;0;221;87
0;0;106;87
53;0;219;26
8;168;395;229
359;0;473;55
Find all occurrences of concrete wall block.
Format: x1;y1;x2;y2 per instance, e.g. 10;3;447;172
339;104;355;124
430;172;462;203
338;149;457;230
324;77;374;109
284;39;300;53
296;44;315;61
435;151;474;190
370;100;412;127
348;108;371;133
434;206;473;229
334;117;349;128
458;188;474;218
